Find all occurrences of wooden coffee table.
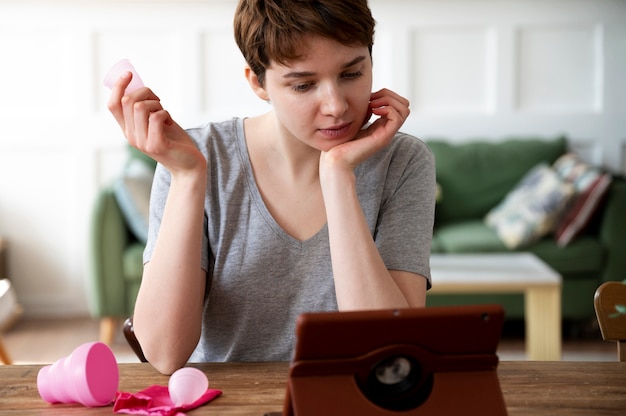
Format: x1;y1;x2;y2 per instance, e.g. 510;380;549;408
429;253;562;361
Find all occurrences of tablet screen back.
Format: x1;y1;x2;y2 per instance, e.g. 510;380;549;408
283;304;507;416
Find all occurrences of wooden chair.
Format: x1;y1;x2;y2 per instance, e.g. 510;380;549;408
123;316;147;363
0;336;11;364
594;281;626;361
0;238;12;364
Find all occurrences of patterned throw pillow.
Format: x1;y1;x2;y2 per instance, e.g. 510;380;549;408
552;153;612;247
485;163;575;249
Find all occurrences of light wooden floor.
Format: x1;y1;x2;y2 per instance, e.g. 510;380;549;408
0;316;618;365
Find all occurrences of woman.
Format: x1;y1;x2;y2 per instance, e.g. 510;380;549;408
107;0;435;375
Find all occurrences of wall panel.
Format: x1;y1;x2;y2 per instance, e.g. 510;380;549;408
411;26;496;114
516;24;603;113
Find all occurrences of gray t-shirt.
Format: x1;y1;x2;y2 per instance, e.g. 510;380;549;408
144;117;435;362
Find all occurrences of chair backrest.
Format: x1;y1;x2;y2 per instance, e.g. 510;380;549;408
0;336;11;365
594;281;626;361
123;316;147;363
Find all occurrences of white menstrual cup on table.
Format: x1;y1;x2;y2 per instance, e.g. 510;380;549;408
37;341;119;407
168;367;209;406
103;58;145;94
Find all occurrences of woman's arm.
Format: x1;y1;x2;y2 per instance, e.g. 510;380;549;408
132;172;207;375
322;157;428;309
320;89;431;310
107;72;207;374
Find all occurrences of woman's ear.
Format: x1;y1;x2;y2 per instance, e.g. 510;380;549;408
245;66;270;102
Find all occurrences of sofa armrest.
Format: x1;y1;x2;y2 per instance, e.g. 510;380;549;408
599;176;626;282
88;186;134;317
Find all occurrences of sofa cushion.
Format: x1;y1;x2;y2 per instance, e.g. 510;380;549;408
528;236;604;277
427;136;567;223
122;242;145;282
431;221;605;278
432;220;507;253
485;163;575;249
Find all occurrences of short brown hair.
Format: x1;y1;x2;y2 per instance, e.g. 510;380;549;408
234;0;375;85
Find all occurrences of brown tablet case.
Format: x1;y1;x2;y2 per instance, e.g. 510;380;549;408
282;304;507;415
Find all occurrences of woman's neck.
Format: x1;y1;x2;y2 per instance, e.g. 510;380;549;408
245;112;320;183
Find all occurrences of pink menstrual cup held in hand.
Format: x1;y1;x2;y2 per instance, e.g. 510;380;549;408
37;341;119;407
103;58;145;94
168;367;209;406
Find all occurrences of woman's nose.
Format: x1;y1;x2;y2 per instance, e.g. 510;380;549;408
320;84;349;118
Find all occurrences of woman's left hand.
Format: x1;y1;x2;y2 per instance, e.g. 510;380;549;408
320;88;410;173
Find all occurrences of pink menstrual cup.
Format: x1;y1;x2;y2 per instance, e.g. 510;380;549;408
103;58;145;94
37;341;119;407
168;367;209;406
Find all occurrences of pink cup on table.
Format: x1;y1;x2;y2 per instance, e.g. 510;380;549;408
37;341;119;407
103;58;145;94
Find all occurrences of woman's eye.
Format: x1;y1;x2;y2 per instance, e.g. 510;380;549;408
292;82;313;92
343;71;363;80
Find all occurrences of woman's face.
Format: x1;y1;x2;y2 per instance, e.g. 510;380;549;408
258;36;373;152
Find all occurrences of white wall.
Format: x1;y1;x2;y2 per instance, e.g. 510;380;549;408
0;0;624;317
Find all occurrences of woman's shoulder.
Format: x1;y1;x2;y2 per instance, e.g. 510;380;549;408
186;117;243;142
374;131;434;167
392;131;431;154
185;118;245;155
358;131;433;182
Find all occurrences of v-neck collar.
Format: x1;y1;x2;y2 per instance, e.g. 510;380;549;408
234;118;329;250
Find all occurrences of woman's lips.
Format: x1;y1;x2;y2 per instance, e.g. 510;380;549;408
318;122;353;139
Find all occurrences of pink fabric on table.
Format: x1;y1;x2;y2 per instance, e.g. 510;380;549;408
114;385;222;416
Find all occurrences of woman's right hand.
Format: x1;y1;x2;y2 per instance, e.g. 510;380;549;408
107;71;206;176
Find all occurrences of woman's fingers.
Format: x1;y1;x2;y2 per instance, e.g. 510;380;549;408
107;71;163;142
145;110;177;154
118;92;161;143
369;88;410;122
106;72;133;128
131;99;165;147
369;88;410;107
362;89;410;140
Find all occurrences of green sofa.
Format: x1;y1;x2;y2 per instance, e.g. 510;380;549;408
89;138;626;341
426;136;626;323
89;148;156;343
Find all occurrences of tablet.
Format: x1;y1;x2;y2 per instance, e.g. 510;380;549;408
281;304;507;416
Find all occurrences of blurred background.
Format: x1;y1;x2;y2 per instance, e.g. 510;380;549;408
0;0;624;363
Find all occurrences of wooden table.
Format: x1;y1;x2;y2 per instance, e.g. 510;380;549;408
0;361;625;415
429;253;562;361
